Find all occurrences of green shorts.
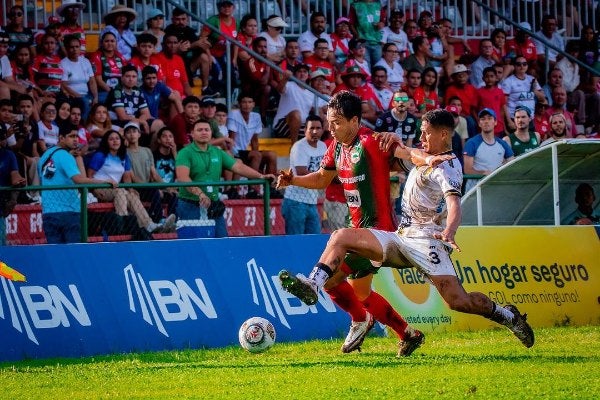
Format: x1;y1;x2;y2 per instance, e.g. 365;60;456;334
345;253;379;280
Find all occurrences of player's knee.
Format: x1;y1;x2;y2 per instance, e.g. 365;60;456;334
328;228;354;248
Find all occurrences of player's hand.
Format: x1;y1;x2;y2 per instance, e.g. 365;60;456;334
276;169;293;189
374;131;403;152
427;154;455;167
433;230;461;252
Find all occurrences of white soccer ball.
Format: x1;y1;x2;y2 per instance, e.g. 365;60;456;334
238;317;276;353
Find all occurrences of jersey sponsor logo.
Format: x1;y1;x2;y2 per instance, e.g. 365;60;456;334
123;264;217;337
344;189;361;207
245;258;337;328
338;174;366;184
0;277;91;345
350;151;360;164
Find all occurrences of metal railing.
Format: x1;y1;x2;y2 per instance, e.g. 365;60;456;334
0;179;273;243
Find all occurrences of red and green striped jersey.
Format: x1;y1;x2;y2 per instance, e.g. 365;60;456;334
321;127;397;230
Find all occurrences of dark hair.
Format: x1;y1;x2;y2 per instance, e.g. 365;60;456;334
305;114;323;125
155;126;173;140
142;65;158;78
192;118;211;130
407;68;421;77
252;36;267;48
137;32;158;46
59;123;77;136
391;10;405;19
172;7;187;17
163;31;181;43
310;11;326;23
421;66;438;89
240;14;257;31
121;64;138;75
412;36;427;50
382;42;398;53
63;34;81;48
422;109;455;132
182;96;201;107
575;183;595;203
327;91;362;123
313;38;328;49
17;94;34;105
565;40;580;53
0;99;13;109
371;65;387;75
482;66;496;78
100;31;117;43
98;129;127;160
490;29;506;43
285;38;298;47
447;95;462;104
215;103;228;113
238;91;255;102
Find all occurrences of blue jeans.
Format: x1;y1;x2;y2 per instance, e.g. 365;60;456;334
43;212;81;244
176;199;227;238
282;198;321;235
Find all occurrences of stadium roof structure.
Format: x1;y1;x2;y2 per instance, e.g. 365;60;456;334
461;139;600;226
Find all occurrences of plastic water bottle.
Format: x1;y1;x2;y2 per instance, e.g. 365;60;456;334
199;206;208;220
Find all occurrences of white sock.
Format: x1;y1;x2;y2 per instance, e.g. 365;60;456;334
308;263;333;289
493;303;515;326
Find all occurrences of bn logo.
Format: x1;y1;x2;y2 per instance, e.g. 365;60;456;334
245;258;337;329
124;264;216;337
0;277;91;345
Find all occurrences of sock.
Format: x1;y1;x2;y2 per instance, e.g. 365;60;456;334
308;262;333;289
362;291;410;339
489;303;514;326
325;280;367;322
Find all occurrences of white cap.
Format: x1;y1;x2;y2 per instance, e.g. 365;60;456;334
267;16;288;28
123;121;140;131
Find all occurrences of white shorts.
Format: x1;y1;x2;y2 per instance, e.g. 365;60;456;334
369;229;457;277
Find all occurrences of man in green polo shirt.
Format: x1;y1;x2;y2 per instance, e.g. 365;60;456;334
175;119;274;237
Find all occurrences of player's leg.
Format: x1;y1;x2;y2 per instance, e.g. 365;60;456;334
279;228;384;305
347;268;424;356
399;236;534;348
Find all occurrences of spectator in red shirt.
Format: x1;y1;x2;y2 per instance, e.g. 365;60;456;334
153;32;193;98
334;65;378;123
476;67;507;136
89;31;126;104
239;37;271;123
507;22;537;73
32;33;63;99
304;38;336;91
533;100;550;140
129;33;165;83
168;95;201;149
444;64;479;136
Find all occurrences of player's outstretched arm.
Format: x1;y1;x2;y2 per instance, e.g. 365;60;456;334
276;168;336;190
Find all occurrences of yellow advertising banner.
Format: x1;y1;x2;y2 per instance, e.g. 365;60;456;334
372;226;600;333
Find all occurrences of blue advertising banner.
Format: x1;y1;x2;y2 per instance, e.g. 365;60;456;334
0;235;373;362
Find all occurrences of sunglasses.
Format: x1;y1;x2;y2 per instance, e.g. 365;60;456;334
394;96;409;102
9;11;23;17
0;37;9;44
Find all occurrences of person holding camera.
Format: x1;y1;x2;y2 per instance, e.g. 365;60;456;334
39;124;117;244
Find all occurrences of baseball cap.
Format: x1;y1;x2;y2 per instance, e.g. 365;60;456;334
335;17;350;25
146;8;164;21
217;0;234;7
514;105;532;117
445;105;460;116
451;64;470;75
310;70;326;80
518;22;532;31
478;108;497;119
200;97;216;107
123;121;140;131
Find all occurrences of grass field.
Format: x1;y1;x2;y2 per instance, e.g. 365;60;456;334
1;325;598;399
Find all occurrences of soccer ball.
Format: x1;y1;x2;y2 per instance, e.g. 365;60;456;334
238;317;276;353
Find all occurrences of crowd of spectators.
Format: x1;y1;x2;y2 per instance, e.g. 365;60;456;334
0;1;599;243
